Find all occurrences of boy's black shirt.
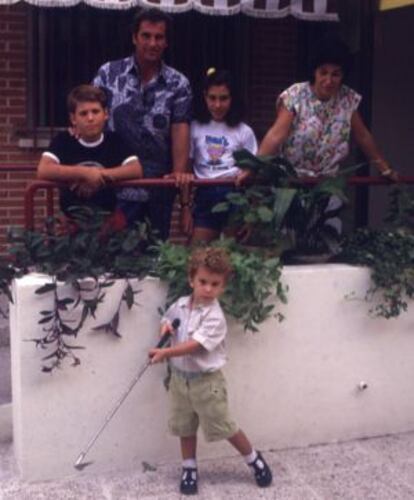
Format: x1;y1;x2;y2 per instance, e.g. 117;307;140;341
46;131;135;214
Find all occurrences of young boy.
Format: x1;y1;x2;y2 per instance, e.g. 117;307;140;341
149;247;272;495
37;84;143;220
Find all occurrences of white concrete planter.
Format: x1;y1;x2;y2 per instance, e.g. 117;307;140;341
10;265;414;481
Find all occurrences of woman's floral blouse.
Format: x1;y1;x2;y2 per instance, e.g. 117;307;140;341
279;82;361;177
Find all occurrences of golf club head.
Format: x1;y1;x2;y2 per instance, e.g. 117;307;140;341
74;460;94;471
74;452;93;471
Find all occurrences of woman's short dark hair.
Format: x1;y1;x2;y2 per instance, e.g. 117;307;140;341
194;69;245;127
131;8;172;42
308;36;353;83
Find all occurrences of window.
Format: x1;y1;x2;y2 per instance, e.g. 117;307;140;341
28;6;251;128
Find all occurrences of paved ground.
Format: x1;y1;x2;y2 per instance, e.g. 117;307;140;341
1;431;414;499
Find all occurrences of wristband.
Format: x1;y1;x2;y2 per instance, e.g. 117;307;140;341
380;168;393;177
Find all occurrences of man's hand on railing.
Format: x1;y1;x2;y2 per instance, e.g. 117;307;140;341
163;172;194;187
164;171;194;187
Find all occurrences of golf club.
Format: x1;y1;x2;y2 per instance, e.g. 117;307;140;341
74;318;180;470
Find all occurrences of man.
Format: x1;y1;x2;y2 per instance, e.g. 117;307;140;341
93;8;192;240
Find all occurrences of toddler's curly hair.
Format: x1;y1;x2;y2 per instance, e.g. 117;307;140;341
188;247;232;281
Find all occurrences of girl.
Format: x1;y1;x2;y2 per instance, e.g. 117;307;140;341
188;69;258;243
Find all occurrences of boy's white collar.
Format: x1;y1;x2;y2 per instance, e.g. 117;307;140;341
78;133;104;148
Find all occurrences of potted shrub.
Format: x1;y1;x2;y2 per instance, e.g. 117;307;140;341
341;186;414;318
213;149;357;262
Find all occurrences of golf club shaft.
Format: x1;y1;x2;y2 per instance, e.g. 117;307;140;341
74;326;176;468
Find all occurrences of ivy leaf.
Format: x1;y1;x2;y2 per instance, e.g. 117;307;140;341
58;297;75;306
257;207;273;222
123;284;134;310
35;283;56;295
38;315;54;324
212;202;229;213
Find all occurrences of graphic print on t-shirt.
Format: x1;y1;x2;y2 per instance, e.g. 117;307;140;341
79;161;104;168
205;135;229;166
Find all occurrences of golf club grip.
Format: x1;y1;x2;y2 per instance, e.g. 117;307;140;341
155;318;180;349
156;332;171;349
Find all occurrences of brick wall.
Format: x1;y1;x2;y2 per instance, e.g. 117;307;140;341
249;16;298;140
0;4;39;253
0;5;298;251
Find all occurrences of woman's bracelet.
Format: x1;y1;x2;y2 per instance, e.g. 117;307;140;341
380;168;393;177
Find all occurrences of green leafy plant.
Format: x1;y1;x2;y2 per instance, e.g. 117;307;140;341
341;186;414;319
341;227;414;318
214;150;360;258
283;173;351;258
385;185;414;230
154;238;287;332
7;208;157;371
213;149;297;248
5;207;289;370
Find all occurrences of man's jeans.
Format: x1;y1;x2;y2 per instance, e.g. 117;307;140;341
117;188;177;241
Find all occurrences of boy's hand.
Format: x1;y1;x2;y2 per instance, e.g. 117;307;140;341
82;168;106;190
160;320;179;337
73;168;106;197
149;348;169;364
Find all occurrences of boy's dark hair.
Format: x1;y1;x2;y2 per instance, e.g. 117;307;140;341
194;69;244;127
67;85;107;114
131;8;172;41
308;36;353;83
188;247;232;281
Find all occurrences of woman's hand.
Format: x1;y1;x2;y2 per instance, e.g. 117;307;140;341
381;168;400;183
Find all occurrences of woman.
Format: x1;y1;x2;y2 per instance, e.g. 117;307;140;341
259;37;398;181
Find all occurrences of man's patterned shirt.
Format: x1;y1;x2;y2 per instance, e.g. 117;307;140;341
93;56;192;178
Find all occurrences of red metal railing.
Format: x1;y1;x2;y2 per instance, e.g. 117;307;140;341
23;176;414;231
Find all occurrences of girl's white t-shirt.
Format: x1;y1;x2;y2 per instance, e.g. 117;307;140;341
190;120;258;179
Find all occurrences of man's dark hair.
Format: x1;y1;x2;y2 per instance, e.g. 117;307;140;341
131;8;172;42
308;36;353;83
67;84;107;114
194;69;244;127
